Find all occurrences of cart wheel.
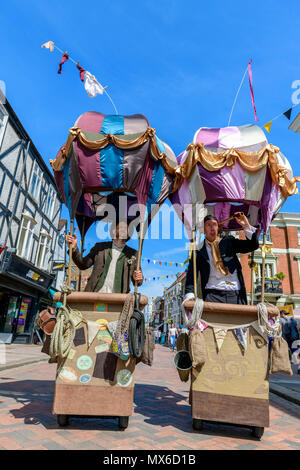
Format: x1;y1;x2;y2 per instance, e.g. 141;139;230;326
57;415;69;427
118;416;129;430
192;418;203;431
252;426;264;439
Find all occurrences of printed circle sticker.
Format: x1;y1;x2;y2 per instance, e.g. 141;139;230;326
77;355;93;371
117;369;132;387
58;366;77;383
80;374;91;384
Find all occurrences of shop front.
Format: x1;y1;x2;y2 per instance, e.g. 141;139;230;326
0;250;54;344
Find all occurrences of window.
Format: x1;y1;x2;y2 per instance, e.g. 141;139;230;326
45;185;55;219
17;214;37;260
259;230;271;243
298;228;300;245
254;262;275;282
30;162;43;201
36;232;51;270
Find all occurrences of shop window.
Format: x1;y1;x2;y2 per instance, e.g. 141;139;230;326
30;161;43;201
45;185;56;220
3;296;18;333
17;214;37;260
16;297;33;334
36;232;51;270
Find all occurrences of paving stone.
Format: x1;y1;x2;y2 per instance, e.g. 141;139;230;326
0;345;299;449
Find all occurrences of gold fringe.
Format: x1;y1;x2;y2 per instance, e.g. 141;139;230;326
50;127;300;197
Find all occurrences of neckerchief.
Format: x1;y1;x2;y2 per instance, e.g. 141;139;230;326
205;236;228;276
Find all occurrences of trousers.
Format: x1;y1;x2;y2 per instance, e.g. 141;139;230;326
204;289;245;305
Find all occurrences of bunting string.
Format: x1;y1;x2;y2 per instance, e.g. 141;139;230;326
263;102;300;133
41;41;118;115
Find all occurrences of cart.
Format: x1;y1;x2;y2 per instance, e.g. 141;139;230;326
184;300;279;439
52;292;147;430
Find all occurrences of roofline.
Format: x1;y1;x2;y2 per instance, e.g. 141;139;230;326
271;212;300;225
0;90;63;203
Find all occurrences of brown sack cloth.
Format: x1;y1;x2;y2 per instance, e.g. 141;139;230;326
189;329;207;368
36;307;56;335
136;328;155;366
175;333;190;382
176;332;189;352
270;337;293;375
41;334;58;364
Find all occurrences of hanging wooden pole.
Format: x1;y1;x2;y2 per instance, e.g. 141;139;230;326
135;220;145;293
192;227;198;298
78;217;86;292
250;251;255;305
261;233;266;303
67;219;74;289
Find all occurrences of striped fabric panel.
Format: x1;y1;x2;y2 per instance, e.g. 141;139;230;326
146;136;166;214
75;111;106;133
123;140;150;191
193;124;267;149
74;112;105;190
124;114;149;134
63;156;72;215
99;115;125;189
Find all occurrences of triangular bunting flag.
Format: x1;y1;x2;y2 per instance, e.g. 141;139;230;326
233;327;248;351
153;260;156;264
213;328;227;352
263;121;272;133
283;108;292;120
86;320;101;348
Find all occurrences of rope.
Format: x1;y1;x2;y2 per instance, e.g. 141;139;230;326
182;298;204;330
49;285;82;360
114;293;135;341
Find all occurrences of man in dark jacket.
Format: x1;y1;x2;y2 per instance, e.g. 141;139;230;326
67;220;143;293
184;213;259;305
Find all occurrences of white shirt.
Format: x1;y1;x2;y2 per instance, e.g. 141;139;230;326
98;242;124;293
169;327;177;337
184;226;256;303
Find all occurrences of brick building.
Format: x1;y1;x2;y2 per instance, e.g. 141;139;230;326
240;212;300;308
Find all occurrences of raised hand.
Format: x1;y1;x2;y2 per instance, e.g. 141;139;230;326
234;212;251;230
66;233;78;250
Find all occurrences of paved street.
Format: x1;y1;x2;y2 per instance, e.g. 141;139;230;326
0;344;299;450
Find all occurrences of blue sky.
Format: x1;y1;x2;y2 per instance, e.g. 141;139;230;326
1;0;300;299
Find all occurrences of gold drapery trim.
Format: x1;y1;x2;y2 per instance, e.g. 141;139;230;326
50;127;300;197
50;126;182;190
177;142;300;198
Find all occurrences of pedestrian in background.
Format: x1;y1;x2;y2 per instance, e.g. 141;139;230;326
168;323;178;352
156;329;161;344
280;311;299;352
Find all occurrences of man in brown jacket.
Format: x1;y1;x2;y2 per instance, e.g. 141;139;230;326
67;220;143;293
